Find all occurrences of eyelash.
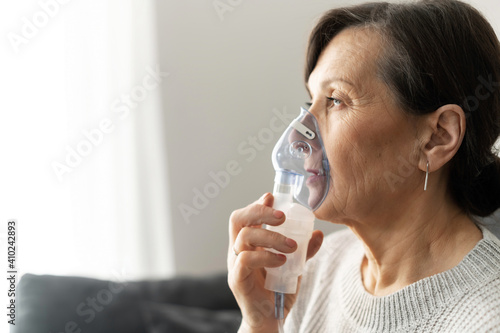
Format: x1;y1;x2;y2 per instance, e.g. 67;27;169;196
326;96;342;108
305;96;343;108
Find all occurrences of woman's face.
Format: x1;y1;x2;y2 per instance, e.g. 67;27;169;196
308;28;423;223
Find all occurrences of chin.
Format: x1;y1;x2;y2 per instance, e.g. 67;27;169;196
310;195;334;221
310;191;348;224
312;205;331;221
307;182;334;220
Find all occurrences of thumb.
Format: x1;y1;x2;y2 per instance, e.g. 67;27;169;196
259;192;275;208
306;230;324;261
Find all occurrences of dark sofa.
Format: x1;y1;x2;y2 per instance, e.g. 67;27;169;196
13;273;242;333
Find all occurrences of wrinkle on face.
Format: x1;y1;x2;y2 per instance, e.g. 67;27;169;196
308;27;423;223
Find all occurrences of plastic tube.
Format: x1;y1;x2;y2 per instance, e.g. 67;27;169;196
275;291;285;333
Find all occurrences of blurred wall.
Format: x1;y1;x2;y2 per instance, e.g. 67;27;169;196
155;0;500;276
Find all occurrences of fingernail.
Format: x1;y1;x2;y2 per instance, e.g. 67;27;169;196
276;254;287;260
285;238;296;248
273;210;284;219
261;193;270;200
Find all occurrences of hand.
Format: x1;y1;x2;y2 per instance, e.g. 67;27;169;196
227;193;324;333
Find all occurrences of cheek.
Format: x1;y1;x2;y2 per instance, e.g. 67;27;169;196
322;115;411;198
324;119;378;183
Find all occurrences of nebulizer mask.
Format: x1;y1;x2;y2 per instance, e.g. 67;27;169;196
269;106;330;212
263;107;330;326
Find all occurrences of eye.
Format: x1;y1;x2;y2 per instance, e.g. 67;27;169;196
326;96;342;108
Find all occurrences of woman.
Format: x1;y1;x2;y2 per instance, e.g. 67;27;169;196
228;1;500;332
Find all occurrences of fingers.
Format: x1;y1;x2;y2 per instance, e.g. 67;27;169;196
260;192;274;208
306;230;324;261
232;250;287;286
233;227;297;255
229;193;285;240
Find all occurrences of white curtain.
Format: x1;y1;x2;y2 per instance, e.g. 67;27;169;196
1;0;174;280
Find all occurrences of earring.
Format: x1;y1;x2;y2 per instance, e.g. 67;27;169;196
424;161;429;191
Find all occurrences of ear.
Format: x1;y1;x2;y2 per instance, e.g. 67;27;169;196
419;104;466;172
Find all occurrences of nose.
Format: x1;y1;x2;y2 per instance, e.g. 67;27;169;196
288;112;322;151
289;140;312;159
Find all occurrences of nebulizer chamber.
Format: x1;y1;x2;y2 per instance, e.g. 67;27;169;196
264;177;315;294
264;107;330;294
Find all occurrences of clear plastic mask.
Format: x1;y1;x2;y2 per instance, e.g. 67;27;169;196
272;107;330;210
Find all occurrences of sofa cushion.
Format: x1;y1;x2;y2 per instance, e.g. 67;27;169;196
13;273;146;333
13;273;240;333
140;301;241;333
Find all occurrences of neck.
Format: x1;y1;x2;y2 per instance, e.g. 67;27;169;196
349;190;482;296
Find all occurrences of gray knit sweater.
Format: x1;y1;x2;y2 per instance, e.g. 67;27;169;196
284;225;500;332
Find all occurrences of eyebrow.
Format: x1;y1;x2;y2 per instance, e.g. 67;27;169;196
305;78;355;97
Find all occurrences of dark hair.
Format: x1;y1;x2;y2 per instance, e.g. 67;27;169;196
306;0;500;217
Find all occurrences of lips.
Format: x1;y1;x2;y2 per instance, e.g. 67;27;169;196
307;168;324;176
306;169;325;185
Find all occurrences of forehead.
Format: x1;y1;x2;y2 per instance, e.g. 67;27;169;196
307;28;384;93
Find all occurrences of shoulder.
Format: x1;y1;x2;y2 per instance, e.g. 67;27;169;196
477;209;500;239
448;275;500;332
480;222;500;245
448;226;500;331
476;224;500;267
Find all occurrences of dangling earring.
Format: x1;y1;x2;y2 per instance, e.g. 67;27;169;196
424;161;429;191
